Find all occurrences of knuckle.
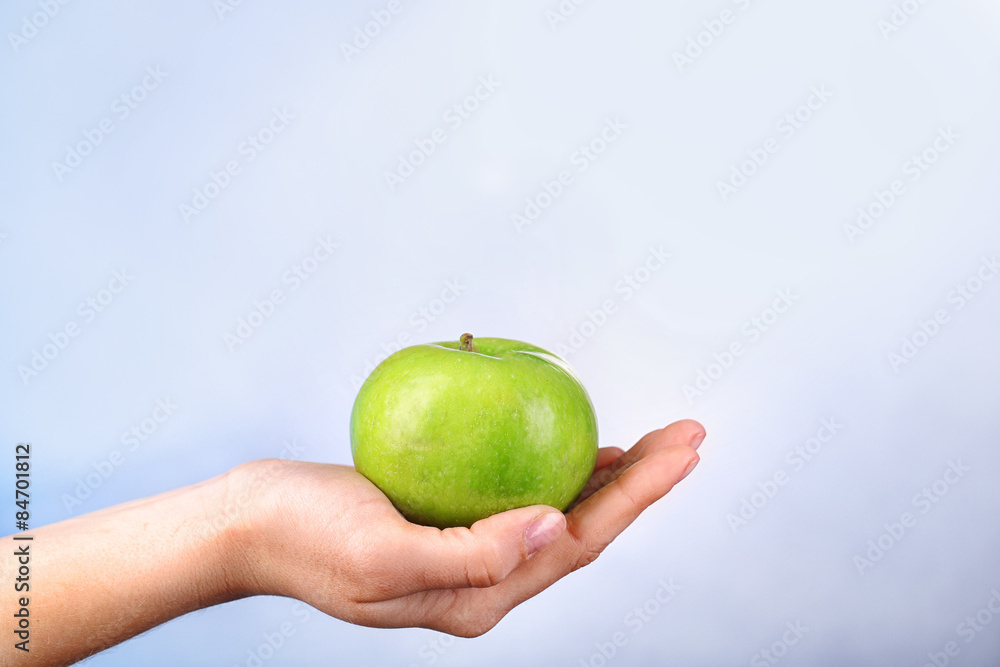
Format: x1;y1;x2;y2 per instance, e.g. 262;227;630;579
573;542;606;572
465;542;507;588
566;523;608;572
618;480;644;513
591;467;617;489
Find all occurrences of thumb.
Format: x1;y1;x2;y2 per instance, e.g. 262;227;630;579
407;506;566;591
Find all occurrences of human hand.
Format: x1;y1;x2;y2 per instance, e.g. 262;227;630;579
227;419;705;637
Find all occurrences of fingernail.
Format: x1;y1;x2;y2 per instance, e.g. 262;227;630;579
678;457;699;481
688;432;705;451
525;512;565;555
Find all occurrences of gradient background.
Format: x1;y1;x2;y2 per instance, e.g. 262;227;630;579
3;1;1000;665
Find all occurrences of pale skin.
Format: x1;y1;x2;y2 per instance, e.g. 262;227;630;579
0;419;705;666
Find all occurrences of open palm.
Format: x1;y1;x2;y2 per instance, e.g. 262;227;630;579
238;419;705;637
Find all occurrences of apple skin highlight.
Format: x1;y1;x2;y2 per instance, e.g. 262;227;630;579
350;335;599;528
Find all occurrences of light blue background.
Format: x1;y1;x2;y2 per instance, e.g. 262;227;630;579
3;0;1000;665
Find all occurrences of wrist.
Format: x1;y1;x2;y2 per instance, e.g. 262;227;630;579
163;466;262;610
211;459;294;600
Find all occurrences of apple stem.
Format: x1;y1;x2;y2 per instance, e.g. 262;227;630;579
460;333;477;352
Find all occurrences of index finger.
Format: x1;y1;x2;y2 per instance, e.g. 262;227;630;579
566;444;698;568
483;421;703;609
574;419;704;505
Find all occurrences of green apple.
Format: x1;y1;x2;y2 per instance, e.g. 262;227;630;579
350;334;598;528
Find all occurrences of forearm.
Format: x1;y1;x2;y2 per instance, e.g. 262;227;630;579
0;469;250;666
